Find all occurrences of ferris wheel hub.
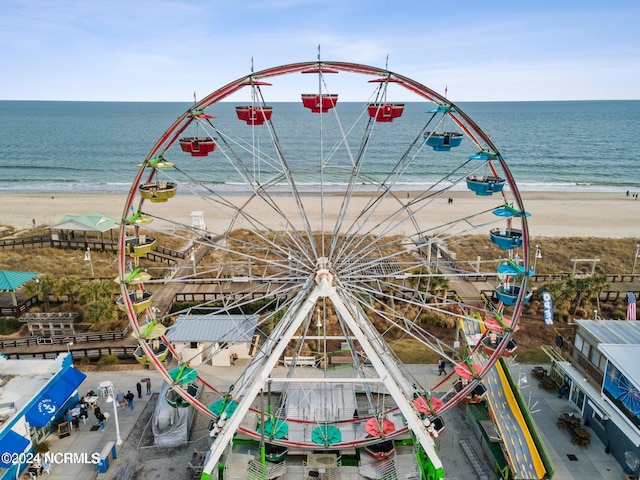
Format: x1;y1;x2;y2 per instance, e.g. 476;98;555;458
314;257;334;289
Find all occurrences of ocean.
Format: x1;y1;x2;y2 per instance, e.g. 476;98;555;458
0;100;637;194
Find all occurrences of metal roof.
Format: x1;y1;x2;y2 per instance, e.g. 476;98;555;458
599;344;640;387
49;212;119;232
575;320;640;345
167;314;258;342
0;270;38;291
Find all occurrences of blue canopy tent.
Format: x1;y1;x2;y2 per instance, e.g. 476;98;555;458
25;367;86;427
0;430;30;468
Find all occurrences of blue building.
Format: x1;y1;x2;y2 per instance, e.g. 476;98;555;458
0;353;86;479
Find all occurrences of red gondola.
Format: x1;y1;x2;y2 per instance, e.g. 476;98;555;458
367;103;405;123
364;440;396;460
235;106;273;125
301;94;338;113
178;137;216;157
481;331;518;357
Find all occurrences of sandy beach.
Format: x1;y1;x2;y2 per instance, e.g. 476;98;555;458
1;191;638;238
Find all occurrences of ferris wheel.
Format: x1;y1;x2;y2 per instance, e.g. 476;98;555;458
116;60;530;476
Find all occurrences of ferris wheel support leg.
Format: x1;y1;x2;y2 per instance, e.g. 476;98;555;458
200;285;323;478
327;288;443;472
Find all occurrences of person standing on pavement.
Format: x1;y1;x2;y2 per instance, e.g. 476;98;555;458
142;377;151;395
125;390;135;409
136;381;142;399
115;389;126;410
437;358;446;376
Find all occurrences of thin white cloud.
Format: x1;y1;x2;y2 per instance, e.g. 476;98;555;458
0;0;638;100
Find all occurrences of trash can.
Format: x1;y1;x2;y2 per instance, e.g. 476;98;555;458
96;441;116;474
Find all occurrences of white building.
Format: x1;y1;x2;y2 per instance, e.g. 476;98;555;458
166;314;259;367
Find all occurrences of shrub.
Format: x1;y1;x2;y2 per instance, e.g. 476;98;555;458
96;354;119;369
0;318;21;335
574;307;588;319
33;441;49;454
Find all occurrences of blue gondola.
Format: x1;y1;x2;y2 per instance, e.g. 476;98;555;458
493;285;532;306
490;228;523;249
466;175;506;196
424;132;463;151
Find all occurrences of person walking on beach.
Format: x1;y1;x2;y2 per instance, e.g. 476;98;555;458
125;390;135;409
437;358;446;376
136;381;142;399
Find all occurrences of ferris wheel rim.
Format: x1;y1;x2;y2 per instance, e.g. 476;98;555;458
116;59;530;454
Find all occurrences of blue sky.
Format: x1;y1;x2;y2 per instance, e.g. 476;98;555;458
1;0;639;102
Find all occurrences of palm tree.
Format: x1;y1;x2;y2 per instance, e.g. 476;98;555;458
55;277;82;305
24;275;55;311
568;275;609;314
84;298;117;329
79;280;115;305
538;280;572;312
408;265;450;301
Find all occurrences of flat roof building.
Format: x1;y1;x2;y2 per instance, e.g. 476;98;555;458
0;353;86;479
550;320;640;476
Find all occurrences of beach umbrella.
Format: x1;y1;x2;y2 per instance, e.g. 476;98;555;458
311;425;342;445
262;418;289;439
209;397;239;418
412;394;444;415
454;361;483;380
364;417;395;438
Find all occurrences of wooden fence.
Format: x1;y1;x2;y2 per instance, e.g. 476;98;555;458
0;296;39;317
0;327;130;349
481;289;640;303
1;345;139;361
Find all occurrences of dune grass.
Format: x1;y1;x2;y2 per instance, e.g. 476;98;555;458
446;235;639;276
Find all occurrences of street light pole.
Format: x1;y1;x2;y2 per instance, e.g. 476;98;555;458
633;244;640;275
532;245;542;274
101;380;122;445
84;247;94;278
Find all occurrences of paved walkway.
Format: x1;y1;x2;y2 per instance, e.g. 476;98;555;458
508;363;625;479
35;369;166;480
31;362;627;480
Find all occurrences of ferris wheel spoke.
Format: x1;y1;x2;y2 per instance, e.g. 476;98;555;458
120;61;528;468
